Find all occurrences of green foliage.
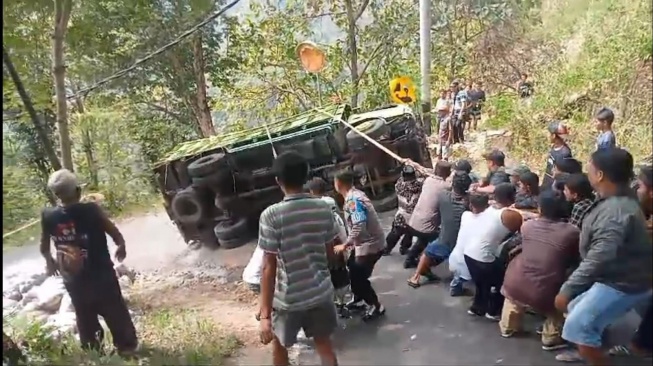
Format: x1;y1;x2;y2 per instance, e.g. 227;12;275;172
484;0;652;167
4;309;240;365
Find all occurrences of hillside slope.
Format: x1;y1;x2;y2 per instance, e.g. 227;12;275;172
484;0;652;168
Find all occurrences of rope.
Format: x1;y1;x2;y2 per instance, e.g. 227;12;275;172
67;0;242;100
311;107;435;177
3;219;39;239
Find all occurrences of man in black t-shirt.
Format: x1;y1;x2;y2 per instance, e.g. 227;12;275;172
542;121;573;190
40;169;137;355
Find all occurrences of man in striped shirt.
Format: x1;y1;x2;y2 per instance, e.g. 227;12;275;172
257;152;339;366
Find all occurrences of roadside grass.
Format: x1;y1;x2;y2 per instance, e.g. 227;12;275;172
484;0;652;169
4;308;241;366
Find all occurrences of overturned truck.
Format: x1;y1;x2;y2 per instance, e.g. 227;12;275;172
153;104;432;249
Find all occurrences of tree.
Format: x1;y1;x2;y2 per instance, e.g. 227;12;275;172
3;47;62;172
65;0;241;138
52;0;74;170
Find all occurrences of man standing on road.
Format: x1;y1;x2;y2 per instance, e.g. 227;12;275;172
554;148;652;365
40;169;138;356
257;152;339;366
407;172;471;288
404;161;453;268
334;170;386;321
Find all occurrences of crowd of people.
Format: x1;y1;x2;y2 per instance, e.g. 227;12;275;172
435;79;487;158
245;104;651;366
435;74;536;159
35;96;649;366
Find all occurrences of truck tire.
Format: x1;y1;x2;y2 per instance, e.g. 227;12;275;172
219;235;250;250
171;188;204;224
346;118;389;150
372;192;398;213
213;217;249;241
191;170;230;188
187;153;228;178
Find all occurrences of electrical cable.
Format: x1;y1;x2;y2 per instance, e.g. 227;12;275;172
67;0;241;100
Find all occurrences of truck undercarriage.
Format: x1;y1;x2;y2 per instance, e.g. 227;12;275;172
153;104;432;249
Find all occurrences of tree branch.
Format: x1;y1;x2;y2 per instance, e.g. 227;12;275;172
138;101;185;121
355;0;371;22
256;72;309;110
307;12;345;19
357;41;387;86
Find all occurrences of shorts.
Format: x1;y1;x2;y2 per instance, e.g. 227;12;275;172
424;239;451;262
273;301;338;347
562;282;652;348
470;107;482;117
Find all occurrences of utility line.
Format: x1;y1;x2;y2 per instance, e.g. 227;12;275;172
67;0;242;100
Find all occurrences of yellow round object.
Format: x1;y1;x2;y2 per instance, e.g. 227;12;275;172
389;76;417;104
296;41;327;73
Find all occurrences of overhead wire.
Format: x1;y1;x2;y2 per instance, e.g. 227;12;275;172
67;0;242;100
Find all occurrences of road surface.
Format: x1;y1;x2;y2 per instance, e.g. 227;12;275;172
3;210;647;366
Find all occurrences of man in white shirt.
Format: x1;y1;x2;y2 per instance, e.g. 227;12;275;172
463;184;523;320
449;193;490;296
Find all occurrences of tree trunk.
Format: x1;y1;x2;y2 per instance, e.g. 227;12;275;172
192;34;215;137
52;0;74;171
344;0;360;109
3;47;62;171
71;85;99;188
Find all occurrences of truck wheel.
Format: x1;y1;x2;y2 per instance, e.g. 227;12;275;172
187;153;228;178
372;192;398;213
213;217;249;241
346;118;390;149
219;235;250;250
191;170;230;188
171;188;204;224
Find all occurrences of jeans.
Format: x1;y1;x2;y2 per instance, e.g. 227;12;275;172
424;240;451;261
464;255;505;317
449;274;467;295
66;275;138;352
562;282;652;348
405;228;439;264
347;252;381;306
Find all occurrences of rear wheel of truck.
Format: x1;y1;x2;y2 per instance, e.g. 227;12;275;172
218;235;250;250
187;153;228;178
346;118;390;149
171;188;204;224
371;191;398;213
213;217;249;241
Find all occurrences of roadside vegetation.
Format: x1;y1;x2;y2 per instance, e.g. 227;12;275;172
4;308;240;365
3;0;651;364
483;0;652;168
